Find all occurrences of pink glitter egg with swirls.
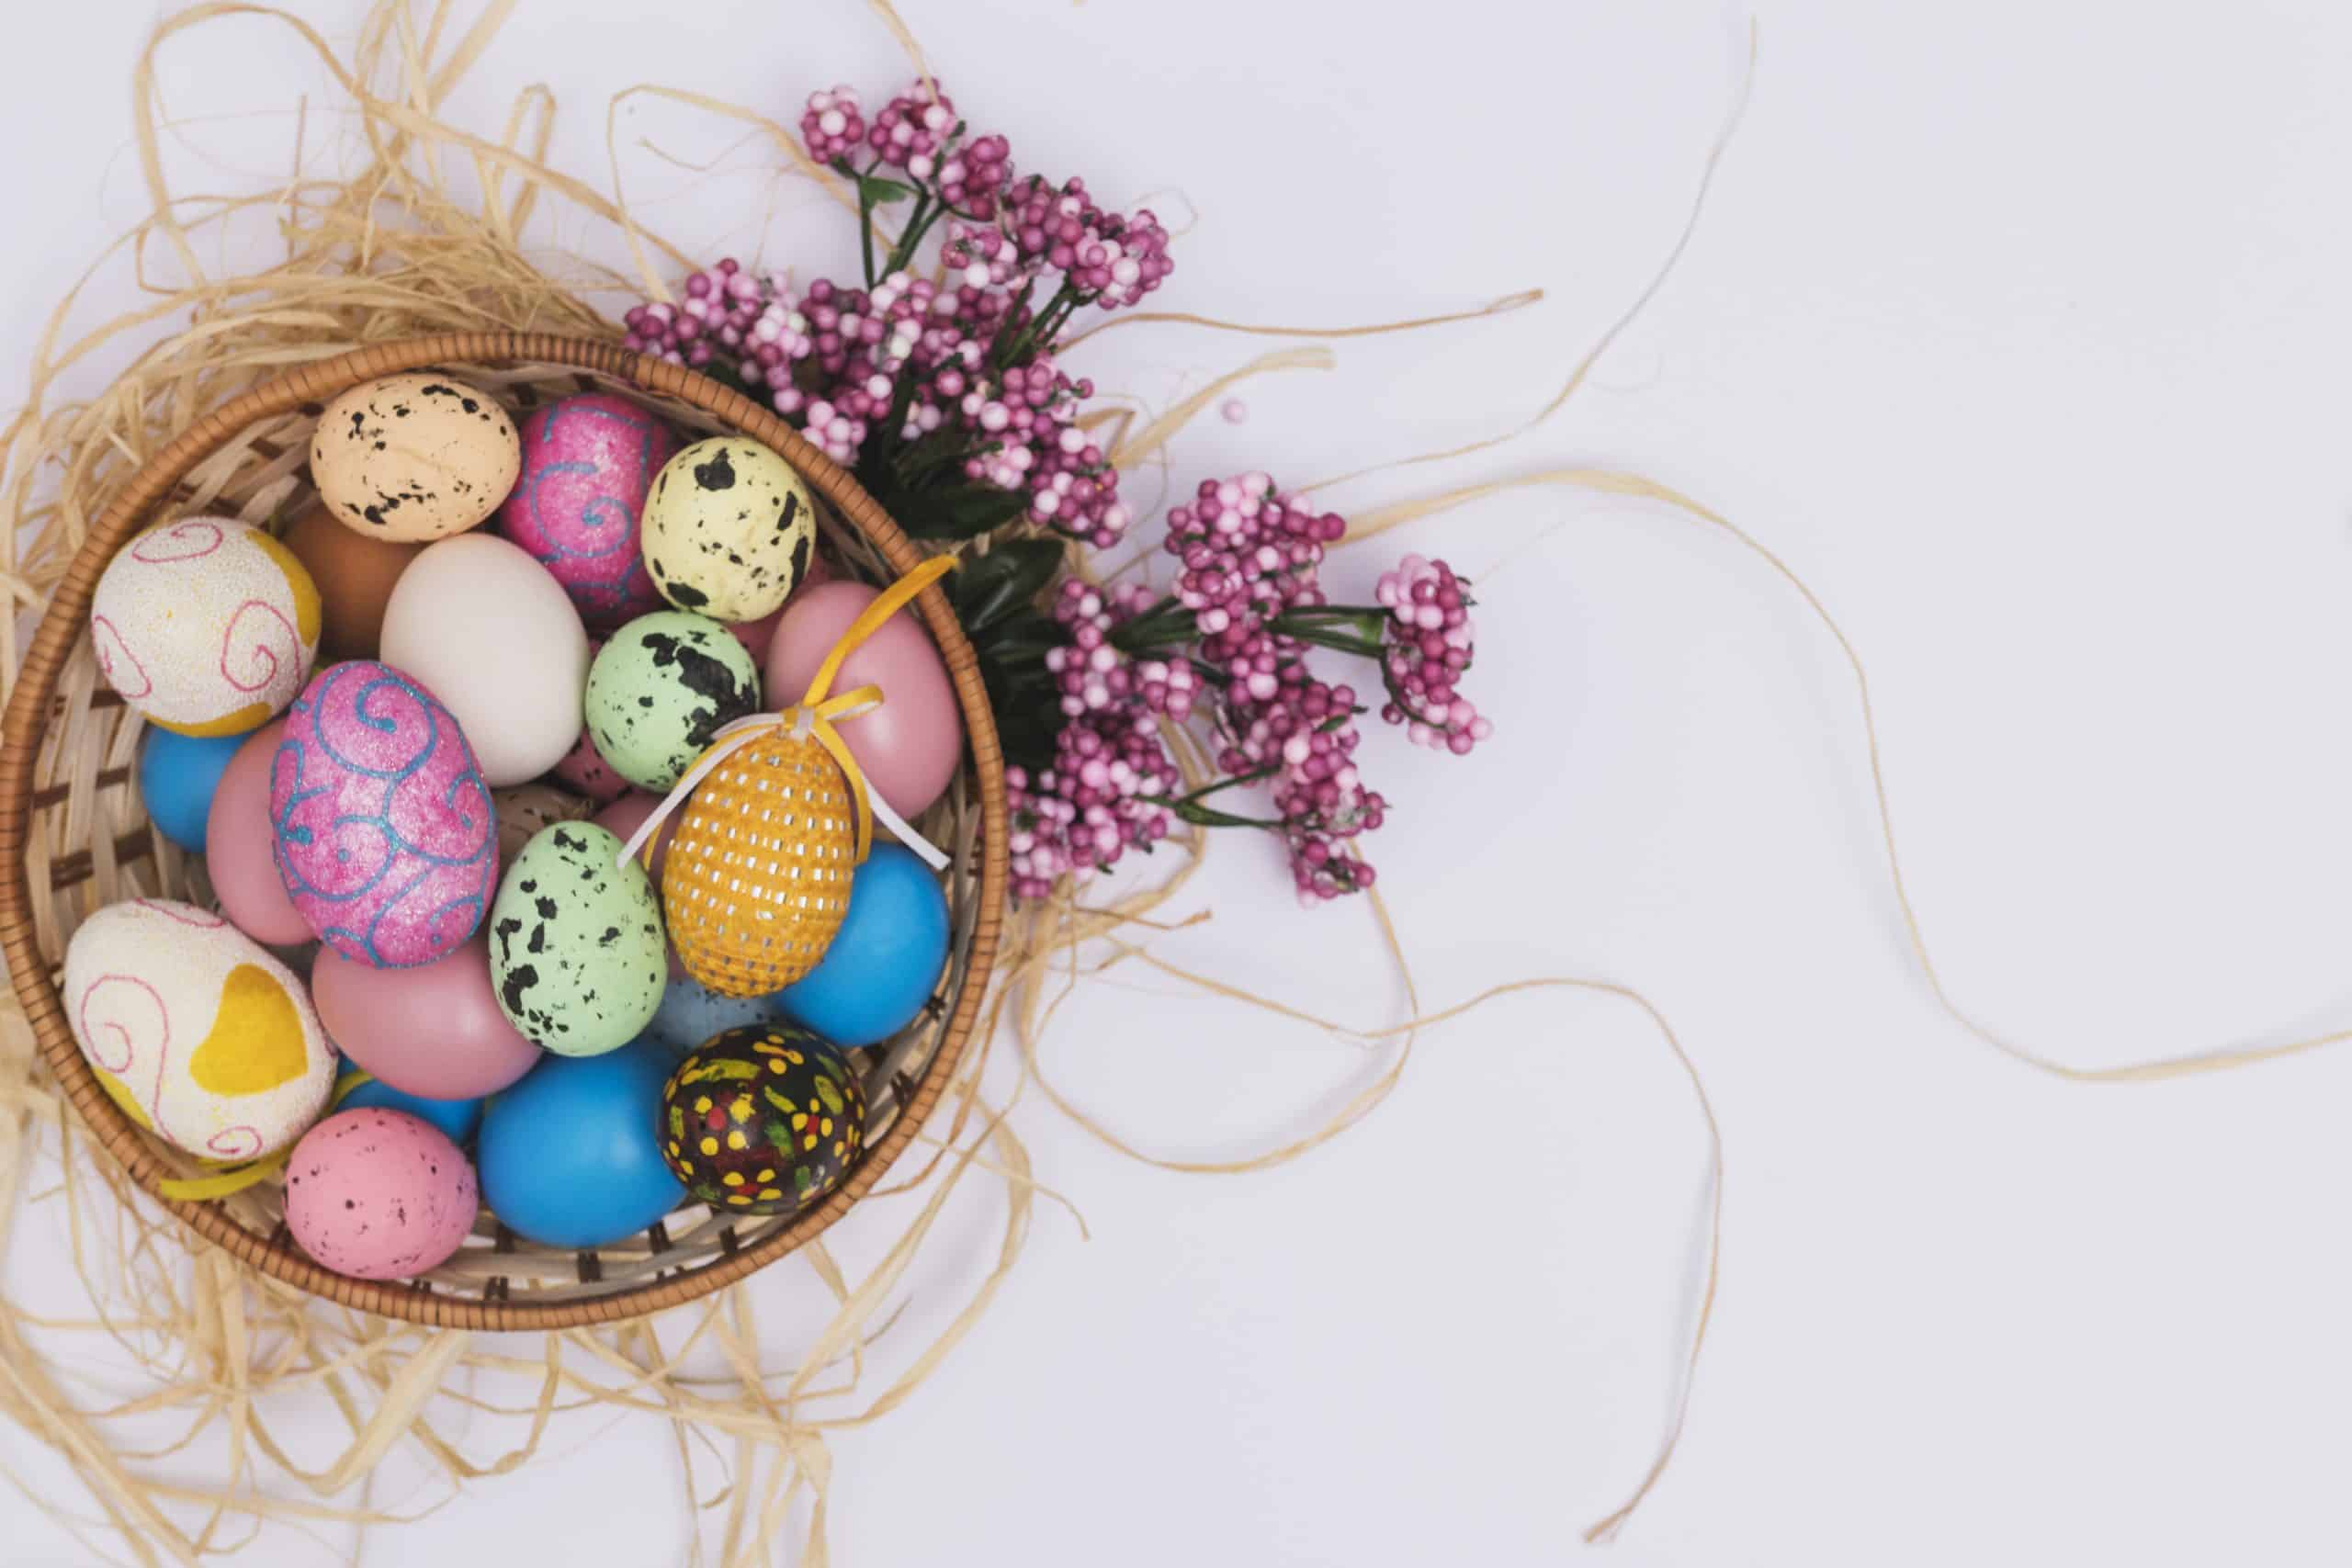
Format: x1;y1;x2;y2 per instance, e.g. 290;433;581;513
89;516;322;737
269;660;499;969
494;392;679;632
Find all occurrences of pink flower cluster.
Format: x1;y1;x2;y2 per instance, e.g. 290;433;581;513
1377;555;1491;754
1168;476;1384;901
624;76;1171;549
1007;475;1485;906
1001;175;1174;310
1046;579;1198;720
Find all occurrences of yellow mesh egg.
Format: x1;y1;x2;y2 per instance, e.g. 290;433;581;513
661;729;857;998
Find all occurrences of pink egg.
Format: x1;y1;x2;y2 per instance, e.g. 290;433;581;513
548;636;628;803
495;392;679;631
726;552;832;663
284;1107;479;1280
270;661;498;968
204;720;312;945
552;725;628;804
313;934;541;1099
764;581;963;819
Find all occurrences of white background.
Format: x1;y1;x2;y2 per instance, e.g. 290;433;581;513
6;1;2352;1563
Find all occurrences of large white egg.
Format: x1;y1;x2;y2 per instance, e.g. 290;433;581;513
378;534;591;787
62;899;337;1161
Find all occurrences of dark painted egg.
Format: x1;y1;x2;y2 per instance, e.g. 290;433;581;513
659;1023;865;1216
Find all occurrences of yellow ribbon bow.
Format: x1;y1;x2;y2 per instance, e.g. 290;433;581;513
616;553;958;876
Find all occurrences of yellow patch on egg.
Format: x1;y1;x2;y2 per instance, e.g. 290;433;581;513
153;701;273;739
187;964;311;1096
249;527;323;646
92;1066;153;1130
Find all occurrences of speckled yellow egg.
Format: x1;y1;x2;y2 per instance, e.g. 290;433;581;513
61;899;337;1161
639;437;816;623
310;374;520;542
90;517;321;737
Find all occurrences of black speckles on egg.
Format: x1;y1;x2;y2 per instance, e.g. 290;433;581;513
692;446;738;491
487;822;666;1056
642;436;817;621
583;611;763;793
309;372;520;542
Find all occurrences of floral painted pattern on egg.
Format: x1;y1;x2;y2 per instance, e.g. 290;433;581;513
90;517;322;737
659;1023;865;1216
269;660;498;968
495;393;679;631
61;899;337;1161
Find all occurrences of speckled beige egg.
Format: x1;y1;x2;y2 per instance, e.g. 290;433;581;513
639;437;816;623
310;374;521;542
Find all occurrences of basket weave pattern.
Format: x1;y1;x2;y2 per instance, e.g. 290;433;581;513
0;333;1008;1329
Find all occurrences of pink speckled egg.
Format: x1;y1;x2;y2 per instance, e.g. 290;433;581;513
269;660;498;968
495;392;679;631
284;1108;478;1280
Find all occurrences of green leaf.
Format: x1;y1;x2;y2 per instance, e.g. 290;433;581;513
948;539;1067;634
856;174;918;207
892;482;1035;540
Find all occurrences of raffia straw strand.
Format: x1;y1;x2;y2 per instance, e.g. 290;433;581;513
1352;466;2352;1084
1299;23;1759;499
1060;288;1544;352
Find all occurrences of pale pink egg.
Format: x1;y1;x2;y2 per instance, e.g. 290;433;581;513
313;934;541;1099
284;1108;478;1280
726;551;831;663
205;720;312;946
763;581;963;820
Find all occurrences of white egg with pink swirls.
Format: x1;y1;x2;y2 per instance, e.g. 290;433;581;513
89;516;322;738
60;899;338;1161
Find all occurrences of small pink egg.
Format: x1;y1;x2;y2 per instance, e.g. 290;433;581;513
764;581;963;820
313;933;541;1099
593;792;684;980
553;726;628;804
284;1107;478;1280
204;720;311;945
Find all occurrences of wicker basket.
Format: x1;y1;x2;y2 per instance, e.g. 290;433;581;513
0;333;1008;1329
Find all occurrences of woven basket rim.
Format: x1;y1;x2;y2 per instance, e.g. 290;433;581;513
0;332;1010;1330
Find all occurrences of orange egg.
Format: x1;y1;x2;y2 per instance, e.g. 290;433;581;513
282;504;423;660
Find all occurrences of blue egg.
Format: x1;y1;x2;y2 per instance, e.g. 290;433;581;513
477;1038;682;1248
644;975;785;1055
336;1059;485;1145
136;727;244;852
779;843;950;1047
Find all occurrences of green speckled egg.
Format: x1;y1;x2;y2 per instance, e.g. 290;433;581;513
639;437;816;622
583;611;762;792
489;822;665;1057
659;1022;865;1216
